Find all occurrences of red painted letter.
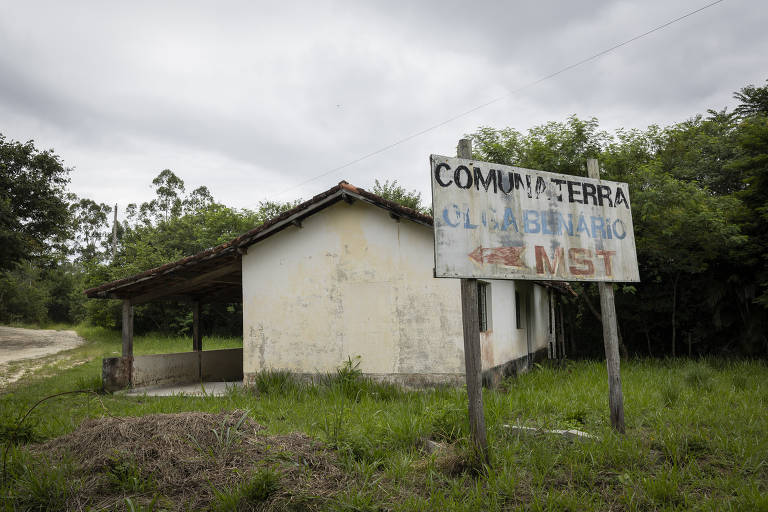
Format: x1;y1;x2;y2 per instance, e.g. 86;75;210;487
535;246;565;275
568;248;594;276
595;250;616;276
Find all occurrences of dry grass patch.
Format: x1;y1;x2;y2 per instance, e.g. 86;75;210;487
24;410;354;511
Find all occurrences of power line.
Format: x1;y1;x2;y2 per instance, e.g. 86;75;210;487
250;0;725;205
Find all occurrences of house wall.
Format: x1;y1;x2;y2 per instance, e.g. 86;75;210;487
241;200;551;384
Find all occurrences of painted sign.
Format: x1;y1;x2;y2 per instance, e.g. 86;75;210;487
430;155;640;282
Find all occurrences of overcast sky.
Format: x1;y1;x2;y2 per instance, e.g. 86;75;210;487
1;0;766;212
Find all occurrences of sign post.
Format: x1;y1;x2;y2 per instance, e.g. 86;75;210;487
430;148;638;435
457;139;489;463
587;158;625;433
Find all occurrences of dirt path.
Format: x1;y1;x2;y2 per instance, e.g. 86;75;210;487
0;326;86;386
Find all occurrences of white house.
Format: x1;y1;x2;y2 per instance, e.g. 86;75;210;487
88;181;566;390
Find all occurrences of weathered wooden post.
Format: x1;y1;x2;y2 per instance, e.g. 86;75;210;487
192;300;202;352
122;298;134;386
192;300;203;380
457;138;489;464
587;158;626;434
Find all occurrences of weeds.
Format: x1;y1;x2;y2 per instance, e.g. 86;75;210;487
188;410;250;459
5;454;77;511
74;373;103;392
0;422;41;445
107;453;155;493
659;381;680;407
210;468;280;511
684;364;714;391
252;370;299;396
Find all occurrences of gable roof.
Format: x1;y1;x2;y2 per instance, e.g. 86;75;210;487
84;181;573;303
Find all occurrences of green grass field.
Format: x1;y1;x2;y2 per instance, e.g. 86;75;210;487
1;326;767;511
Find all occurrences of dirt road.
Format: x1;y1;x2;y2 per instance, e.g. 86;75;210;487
0;326;86;386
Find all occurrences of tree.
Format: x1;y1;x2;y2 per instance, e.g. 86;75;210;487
0;135;71;271
471;115;610;177
69;197;112;263
468;114;756;357
734;79;768;118
86;175;303;334
371;179;427;213
150;169;185;223
729;115;768;307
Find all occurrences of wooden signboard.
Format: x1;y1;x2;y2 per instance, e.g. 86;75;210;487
432;142;634;456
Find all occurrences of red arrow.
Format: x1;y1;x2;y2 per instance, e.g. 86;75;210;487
468;246;527;268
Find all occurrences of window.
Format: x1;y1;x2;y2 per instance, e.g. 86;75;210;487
478;281;491;332
515;291;522;329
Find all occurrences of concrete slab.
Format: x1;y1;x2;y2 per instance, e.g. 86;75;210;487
122;381;242;397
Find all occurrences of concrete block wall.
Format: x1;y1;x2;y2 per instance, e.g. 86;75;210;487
102;348;243;391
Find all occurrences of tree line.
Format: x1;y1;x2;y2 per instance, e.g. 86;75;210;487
0;79;766;357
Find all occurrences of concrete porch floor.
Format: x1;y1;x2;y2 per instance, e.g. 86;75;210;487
121;381;243;397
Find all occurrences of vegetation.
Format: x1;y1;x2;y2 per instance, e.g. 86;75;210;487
1;329;767;510
468;80;768;358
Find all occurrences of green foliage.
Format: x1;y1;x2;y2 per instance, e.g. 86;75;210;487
0;135;71;272
210;469;280;511
252;370;301;397
107;454;155;493
734;78;768;118
82;170;301;335
371;179;427;213
469;80;768;357
5;454;78;511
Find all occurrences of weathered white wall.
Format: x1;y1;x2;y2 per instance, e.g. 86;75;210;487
242;200;551;381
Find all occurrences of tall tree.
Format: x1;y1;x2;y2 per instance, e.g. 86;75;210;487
69;197;112;263
0;135;71;271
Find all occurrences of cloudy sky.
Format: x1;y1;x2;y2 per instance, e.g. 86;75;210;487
1;0;766;212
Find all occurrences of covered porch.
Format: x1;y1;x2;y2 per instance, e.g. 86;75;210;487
85;249;245;392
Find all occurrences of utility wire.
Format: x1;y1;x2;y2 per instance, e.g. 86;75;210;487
253;0;725;204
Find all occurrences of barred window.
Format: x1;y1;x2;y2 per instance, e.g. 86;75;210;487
478;281;491;332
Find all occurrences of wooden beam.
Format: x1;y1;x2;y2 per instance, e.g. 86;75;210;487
457;138;489;464
587;158;626;434
129;261;240;305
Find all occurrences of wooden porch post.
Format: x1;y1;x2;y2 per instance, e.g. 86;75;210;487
122;299;133;358
122;299;134;386
192;300;203;380
192;300;202;352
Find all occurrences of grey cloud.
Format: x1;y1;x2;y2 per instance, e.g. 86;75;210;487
0;0;765;209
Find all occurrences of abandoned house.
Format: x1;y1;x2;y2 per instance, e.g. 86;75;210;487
86;182;569;391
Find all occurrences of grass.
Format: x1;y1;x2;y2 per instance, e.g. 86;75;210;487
210;468;280;511
1;325;767;510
